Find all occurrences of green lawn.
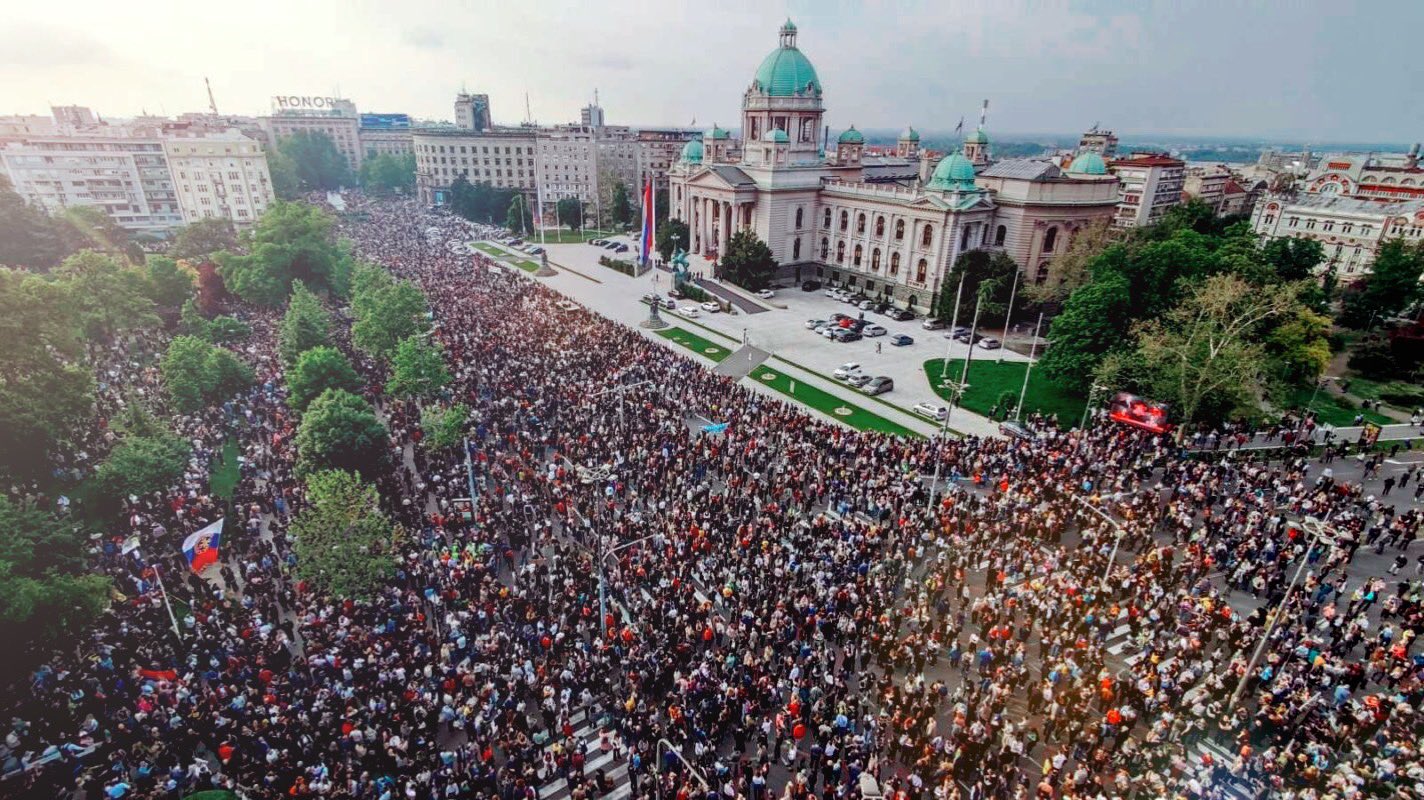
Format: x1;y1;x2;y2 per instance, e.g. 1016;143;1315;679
512;259;541;273
209;438;241;499
1283;384;1392;427
471;242;504;256
924;358;1087;424
655;326;732;362
750;366;920;437
533;228;622;244
472;242;541;273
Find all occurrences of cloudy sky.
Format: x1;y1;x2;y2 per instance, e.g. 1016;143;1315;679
3;0;1416;143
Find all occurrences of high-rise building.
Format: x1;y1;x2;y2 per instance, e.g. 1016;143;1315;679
580;103;605;128
412;128;537;205
454;93;492;132
358;113;414;159
1077;125;1119;158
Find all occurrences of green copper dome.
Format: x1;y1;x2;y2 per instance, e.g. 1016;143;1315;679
837;126;864;145
927;150;977;191
964;127;989;144
763;128;790;144
899;126;920;142
680;138;704;164
707;124;731;140
752;21;821;97
1068;151;1107;175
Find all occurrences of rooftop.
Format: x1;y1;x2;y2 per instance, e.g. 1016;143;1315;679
1109;155;1184;168
981;159;1063;181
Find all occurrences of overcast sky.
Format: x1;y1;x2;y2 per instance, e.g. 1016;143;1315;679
3;0;1417;144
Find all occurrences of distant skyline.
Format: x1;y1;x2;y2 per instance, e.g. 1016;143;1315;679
3;0;1420;144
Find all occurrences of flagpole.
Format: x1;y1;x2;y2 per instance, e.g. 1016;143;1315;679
152;562;183;641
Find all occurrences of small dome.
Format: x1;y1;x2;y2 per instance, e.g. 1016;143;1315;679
837;126;864;145
763;128;790;144
964;127;989;145
899;126;920;142
706;124;731;141
1068;151;1108;176
680;138;704;164
752;22;821;97
927;150;978;191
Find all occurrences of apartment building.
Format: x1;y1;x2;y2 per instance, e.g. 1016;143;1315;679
1107;154;1185;227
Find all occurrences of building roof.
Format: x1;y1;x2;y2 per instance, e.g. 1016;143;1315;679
837;126;864;145
1067;151;1108;176
899;126;920;142
708;164;755;187
982;159;1062;180
1278;192;1424;217
680;138;704;163
927;150;977;192
964;126;989;144
1222;179;1247;195
706;125;731;140
752;23;821;97
1108;154;1184;168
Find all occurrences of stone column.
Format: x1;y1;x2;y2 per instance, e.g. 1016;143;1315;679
721;201;731;257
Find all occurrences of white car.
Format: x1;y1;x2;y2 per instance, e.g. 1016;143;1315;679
912;402;949;421
679;306;700;317
863;324;887;337
756;289;775;299
805;318;827;329
700;301;721;313
833;363;862;380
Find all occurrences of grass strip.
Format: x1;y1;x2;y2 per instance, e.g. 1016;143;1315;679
654;326;732;363
209;438;240;500
749;365;921;437
925;358;1086;425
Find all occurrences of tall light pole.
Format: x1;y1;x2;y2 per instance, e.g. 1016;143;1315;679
998;262;1022;363
599;533;659;637
655;738;710;800
1080;383;1110;431
1069;492;1128;591
1013;311;1044;421
927;292;982;511
1226;516;1338;713
938;275;965;379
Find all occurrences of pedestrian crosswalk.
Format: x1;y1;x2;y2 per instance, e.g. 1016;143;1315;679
1185;736;1255;800
535;708;635;800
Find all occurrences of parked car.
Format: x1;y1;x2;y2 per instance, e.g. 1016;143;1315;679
756;289;775;299
678;306;700;317
862;376;894;395
603;241;620;250
820;326;837;338
805;319;827;329
889;334;914;347
527;246;545;255
613;244;629;253
846;373;873;388
833;363;862;380
888;308;915;321
661;298;676;310
824;287;840;298
979;337;1002;350
922;319;947;331
953;329;982;343
857;300;875;311
589;239;607;246
667;288;685;299
863;324;888;337
641;293;658;305
801;280;823;291
830;313;850;323
700;301;720;313
999;421;1036;440
832;329;863;343
912;402;949;421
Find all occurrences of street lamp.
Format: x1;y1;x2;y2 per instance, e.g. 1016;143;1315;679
998;261;1022;364
927;292;982;512
655;738;711;800
1013;312;1045;421
598;533;659;639
1226;515;1339;713
1069;492;1129;592
1080;383;1111;431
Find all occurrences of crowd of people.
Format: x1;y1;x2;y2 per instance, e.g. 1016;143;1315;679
2;194;1421;800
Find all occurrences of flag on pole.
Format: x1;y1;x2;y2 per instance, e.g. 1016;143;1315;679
639;179;655;266
701;422;729;435
182;518;224;573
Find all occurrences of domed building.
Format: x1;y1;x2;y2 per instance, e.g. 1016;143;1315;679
668;20;1120;311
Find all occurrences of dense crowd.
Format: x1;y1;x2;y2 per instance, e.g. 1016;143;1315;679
2;195;1421;800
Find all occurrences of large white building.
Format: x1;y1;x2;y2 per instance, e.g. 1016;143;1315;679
1106;154;1185;227
162;129;275;225
667;20;1119;312
263;98;363;173
412;128;539;204
1251;193;1424;276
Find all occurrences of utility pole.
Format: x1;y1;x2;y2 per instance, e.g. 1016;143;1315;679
927;292;982;511
939;275;965;379
999;262;1022;363
1014;312;1044;421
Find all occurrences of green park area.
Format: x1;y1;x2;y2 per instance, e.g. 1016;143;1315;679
655;326;731;362
750;366;920;437
925;358;1087;424
472;242;540;273
534;228;622;244
1282;384;1392;427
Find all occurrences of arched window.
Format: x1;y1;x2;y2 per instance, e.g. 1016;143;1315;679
915;259;928;283
875;216;885;237
857;213;866;234
819;238;829;260
840;210;849;231
793;238;802;260
836;241;846;263
853;244;863;266
922;224;934;248
895;220;905;240
823;208;831;228
890;252;901;276
871;248;881;271
795;208;804;229
1036;261;1051;285
994;225;1007;246
1043;226;1059;253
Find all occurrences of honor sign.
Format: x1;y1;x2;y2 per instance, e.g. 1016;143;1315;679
272;96;355;113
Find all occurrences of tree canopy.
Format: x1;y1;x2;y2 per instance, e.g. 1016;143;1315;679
1339;239;1424;328
292;470;397;599
215;201;351;305
447;177;521;224
278;281;333;366
556;197;583;230
161;335;254;413
94;427;192;505
657;218;690;262
0;174;70;270
144;256;196;308
610;182;633;228
505;195;533;234
934;249;1020;324
295;388;390;476
170;218;238;261
386;336;451;401
287;346;363;411
719;230;777;291
351;265;430;360
420;403;470;451
359;153;417;196
275;131;352;192
0;498;111;666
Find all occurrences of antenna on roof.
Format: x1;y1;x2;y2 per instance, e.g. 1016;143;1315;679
205;77;219;115
594;88;600;107
525;92;532;125
979;99;989;130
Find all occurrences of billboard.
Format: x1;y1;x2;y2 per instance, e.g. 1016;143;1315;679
360;113;412;130
271;96;356;114
1108;391;1171;434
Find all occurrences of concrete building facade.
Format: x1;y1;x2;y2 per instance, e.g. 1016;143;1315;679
264;99;362;172
0;130;182;232
412;128;538;205
1107;154;1185;227
1251;193;1424;276
162;130;275;225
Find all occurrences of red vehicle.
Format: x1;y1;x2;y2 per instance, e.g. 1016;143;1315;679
1108;392;1171;434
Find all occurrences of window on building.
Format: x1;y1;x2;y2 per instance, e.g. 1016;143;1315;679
836;241;845;263
995;225;1007;246
820;238;829;260
1044;226;1058;252
895;220;905;241
915;259;927;283
1289;217;1299;227
792;238;801;260
794;207;803;229
823;208;831;228
874;216;885;237
871;248;881;271
840;210;848;231
1036;261;1050;285
853;244;863;266
857;213;866;234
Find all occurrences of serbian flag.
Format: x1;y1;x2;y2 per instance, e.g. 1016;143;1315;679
638;179;655;266
182;518;224;573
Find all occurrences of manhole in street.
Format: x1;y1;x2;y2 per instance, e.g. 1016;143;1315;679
760;372;777;381
834;407;853;416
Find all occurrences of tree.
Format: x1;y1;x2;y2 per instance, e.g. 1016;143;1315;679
179;300;249;344
287;346;363;411
657;218;690;262
170;218;237;261
58;205;130;262
1130;274;1299;428
1040;272;1133;391
359;152;417;196
0;174;68;270
1262;237;1325;282
719;230;777;291
161;335;253;413
215;201;350;305
420;403;470;451
556;197;583;230
352;275;429;360
144;256;196;308
387;336;451;401
1339;240;1424;328
56;250;160;341
295;388;390;476
266;148;301;200
276;130;352;191
278;281;332;366
0;497;110;667
506;195;532;234
610;182;633;229
1347;337;1399;380
1264;306;1332;389
934;249;1019;324
1024;219;1113;303
94;430;192;503
291;470;396;599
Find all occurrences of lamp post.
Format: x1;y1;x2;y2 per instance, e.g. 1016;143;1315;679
927;292;982;512
1226;515;1338;713
598;533;659;638
1013;312;1044;421
998;261;1022;363
1069;492;1128;592
938;275;965;379
1080;383;1110;431
655;737;710;800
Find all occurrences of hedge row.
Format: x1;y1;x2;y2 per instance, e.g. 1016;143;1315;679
598;256;636;276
